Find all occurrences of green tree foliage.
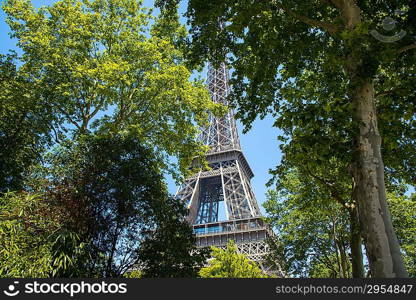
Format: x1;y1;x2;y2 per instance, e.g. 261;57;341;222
199;240;268;278
41;133;173;277
388;191;416;277
1;133;206;278
0;0;225;278
158;0;416;277
264;172;353;278
0;54;53;192
0;192;90;277
0;192;56;277
3;0;223;177
269;140;366;277
138;196;208;278
265;170;416;278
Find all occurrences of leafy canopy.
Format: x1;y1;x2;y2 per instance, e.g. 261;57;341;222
0;54;53;192
388;190;416;277
3;0;225;177
0;192;55;277
2;133;208;278
199;240;268;278
0;192;91;277
138;196;209;278
264;170;352;278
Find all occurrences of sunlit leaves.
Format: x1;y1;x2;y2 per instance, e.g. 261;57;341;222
3;0;224;177
199;240;268;278
264;171;351;278
0;192;57;277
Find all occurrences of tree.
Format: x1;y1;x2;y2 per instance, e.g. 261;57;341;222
138;196;209;278
1;0;226;278
3;0;224;177
1;132;167;278
0;192;55;277
39;133;169;277
265;170;416;278
0;192;89;277
2;132;208;278
199;240;268;278
388;190;416;277
264;172;353;278
158;0;416;277
269;133;366;277
0;54;53;193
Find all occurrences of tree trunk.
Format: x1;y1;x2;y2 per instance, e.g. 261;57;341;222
374;157;408;277
337;240;349;278
339;0;408;279
351;80;408;277
349;206;365;278
331;220;342;277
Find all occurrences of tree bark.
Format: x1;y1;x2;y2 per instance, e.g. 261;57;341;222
349;206;365;277
337;239;349;278
373;150;408;277
351;80;408;277
331;220;342;277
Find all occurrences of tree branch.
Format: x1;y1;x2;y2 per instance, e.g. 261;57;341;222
397;43;416;54
55;105;81;131
88;93;106;124
375;87;406;98
305;166;347;208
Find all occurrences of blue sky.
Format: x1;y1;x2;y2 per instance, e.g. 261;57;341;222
0;0;283;214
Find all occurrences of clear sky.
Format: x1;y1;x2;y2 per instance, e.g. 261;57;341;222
0;0;283;214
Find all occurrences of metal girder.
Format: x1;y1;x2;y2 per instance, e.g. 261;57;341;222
177;156;261;223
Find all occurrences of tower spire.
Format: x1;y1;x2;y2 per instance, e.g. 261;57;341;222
200;63;240;153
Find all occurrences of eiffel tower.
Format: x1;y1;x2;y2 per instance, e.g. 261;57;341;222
176;62;276;269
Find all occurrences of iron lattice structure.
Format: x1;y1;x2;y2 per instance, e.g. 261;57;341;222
176;63;281;274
